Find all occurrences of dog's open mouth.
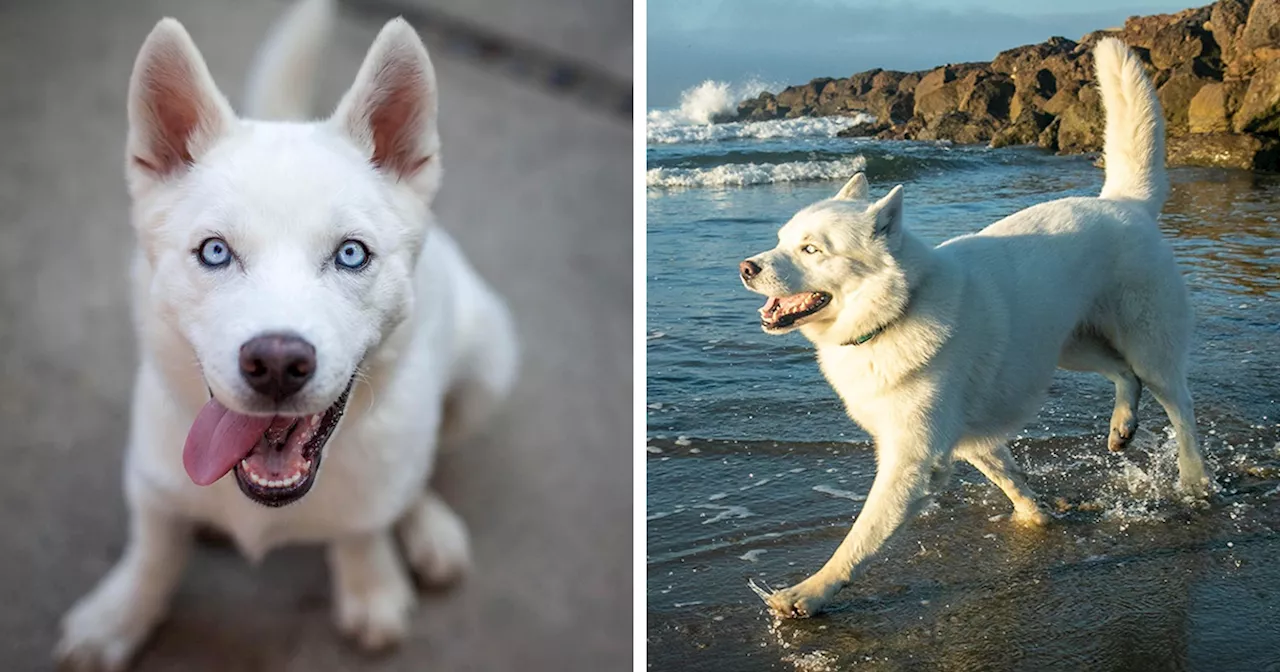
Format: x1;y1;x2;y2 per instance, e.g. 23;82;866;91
182;380;353;507
760;291;832;329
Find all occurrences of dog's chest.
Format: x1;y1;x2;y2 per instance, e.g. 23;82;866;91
815;346;930;437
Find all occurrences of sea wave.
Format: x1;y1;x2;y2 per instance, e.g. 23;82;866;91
647;115;872;144
650;78;778;126
647;79;874;144
646;155;867;188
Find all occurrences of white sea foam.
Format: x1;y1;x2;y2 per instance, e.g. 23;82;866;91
647;155;867;189
646;79;874;144
812;484;867;502
647;114;871;144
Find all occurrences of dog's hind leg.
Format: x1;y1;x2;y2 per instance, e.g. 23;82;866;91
1058;333;1142;452
955;439;1050;526
1139;373;1211;496
760;439;943;618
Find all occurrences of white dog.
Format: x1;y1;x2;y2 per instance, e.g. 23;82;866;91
739;38;1210;619
56;0;518;667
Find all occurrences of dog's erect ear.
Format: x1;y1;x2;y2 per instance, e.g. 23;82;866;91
867;185;904;240
126;19;235;183
332;18;439;180
834;173;869;201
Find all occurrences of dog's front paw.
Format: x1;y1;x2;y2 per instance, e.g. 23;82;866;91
1012;506;1052;527
55;587;152;671
749;577;839;619
334;574;416;652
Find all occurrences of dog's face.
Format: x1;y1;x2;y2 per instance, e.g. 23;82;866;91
125;19;440;505
740;174;909;344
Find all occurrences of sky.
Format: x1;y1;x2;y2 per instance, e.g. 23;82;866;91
648;0;1201;108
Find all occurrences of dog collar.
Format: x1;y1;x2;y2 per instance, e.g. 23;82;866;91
846;326;884;347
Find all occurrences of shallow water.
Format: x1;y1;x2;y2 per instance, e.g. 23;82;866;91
646;119;1280;670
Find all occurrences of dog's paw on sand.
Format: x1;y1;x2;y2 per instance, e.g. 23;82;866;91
749;577;835;619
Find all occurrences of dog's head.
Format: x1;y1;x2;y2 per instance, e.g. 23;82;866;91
125;19;440;505
739;174;912;346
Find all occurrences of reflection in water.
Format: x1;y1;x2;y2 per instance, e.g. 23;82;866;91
1164;169;1280;298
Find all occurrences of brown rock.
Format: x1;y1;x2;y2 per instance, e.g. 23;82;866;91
877;116;926;141
1152;22;1215;70
776;78;833;117
1056;85;1105;153
1167;132;1280;169
1122;7;1211;54
836;120;892;138
1241;0;1280;54
871;70;908;91
915;111;998;144
1188;81;1246;133
913;66;960;121
737;92;783;121
1233;59;1280;133
990;109;1053;148
865;89;915;124
1038;117;1062;152
1209;0;1251;68
960;71;1015;120
1158;65;1214;134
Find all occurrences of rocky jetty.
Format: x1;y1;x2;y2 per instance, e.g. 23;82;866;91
731;0;1280;170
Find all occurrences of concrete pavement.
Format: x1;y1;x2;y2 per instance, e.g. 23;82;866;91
0;0;632;669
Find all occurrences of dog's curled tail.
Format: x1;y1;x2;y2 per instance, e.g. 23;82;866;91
243;0;336;121
1094;37;1168;217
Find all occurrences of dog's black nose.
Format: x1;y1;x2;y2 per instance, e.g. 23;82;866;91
239;333;316;401
740;259;761;281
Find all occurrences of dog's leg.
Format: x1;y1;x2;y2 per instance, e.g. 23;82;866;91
56;503;192;671
328;529;416;651
1058;335;1142;452
1143;377;1211;496
760;452;936;618
956;440;1050;526
396;490;471;587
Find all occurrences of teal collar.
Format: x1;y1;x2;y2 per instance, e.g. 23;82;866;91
846;325;884;347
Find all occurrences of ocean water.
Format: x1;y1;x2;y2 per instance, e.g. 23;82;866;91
646;84;1280;670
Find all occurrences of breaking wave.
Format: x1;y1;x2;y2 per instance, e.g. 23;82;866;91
646;79;874;144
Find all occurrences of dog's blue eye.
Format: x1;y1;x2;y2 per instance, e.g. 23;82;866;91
802;244;819;254
335;240;370;270
198;238;232;267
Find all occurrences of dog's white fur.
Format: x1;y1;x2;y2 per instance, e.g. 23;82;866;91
740;39;1209;618
56;1;518;667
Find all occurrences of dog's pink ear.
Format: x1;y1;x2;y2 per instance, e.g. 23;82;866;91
126;19;235;182
332;18;438;180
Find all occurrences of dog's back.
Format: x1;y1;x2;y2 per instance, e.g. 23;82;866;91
243;0;335;120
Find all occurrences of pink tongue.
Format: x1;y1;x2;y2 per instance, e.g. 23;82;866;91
183;399;277;486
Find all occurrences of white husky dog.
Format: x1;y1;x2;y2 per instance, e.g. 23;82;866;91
56;0;518;667
739;38;1210;619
